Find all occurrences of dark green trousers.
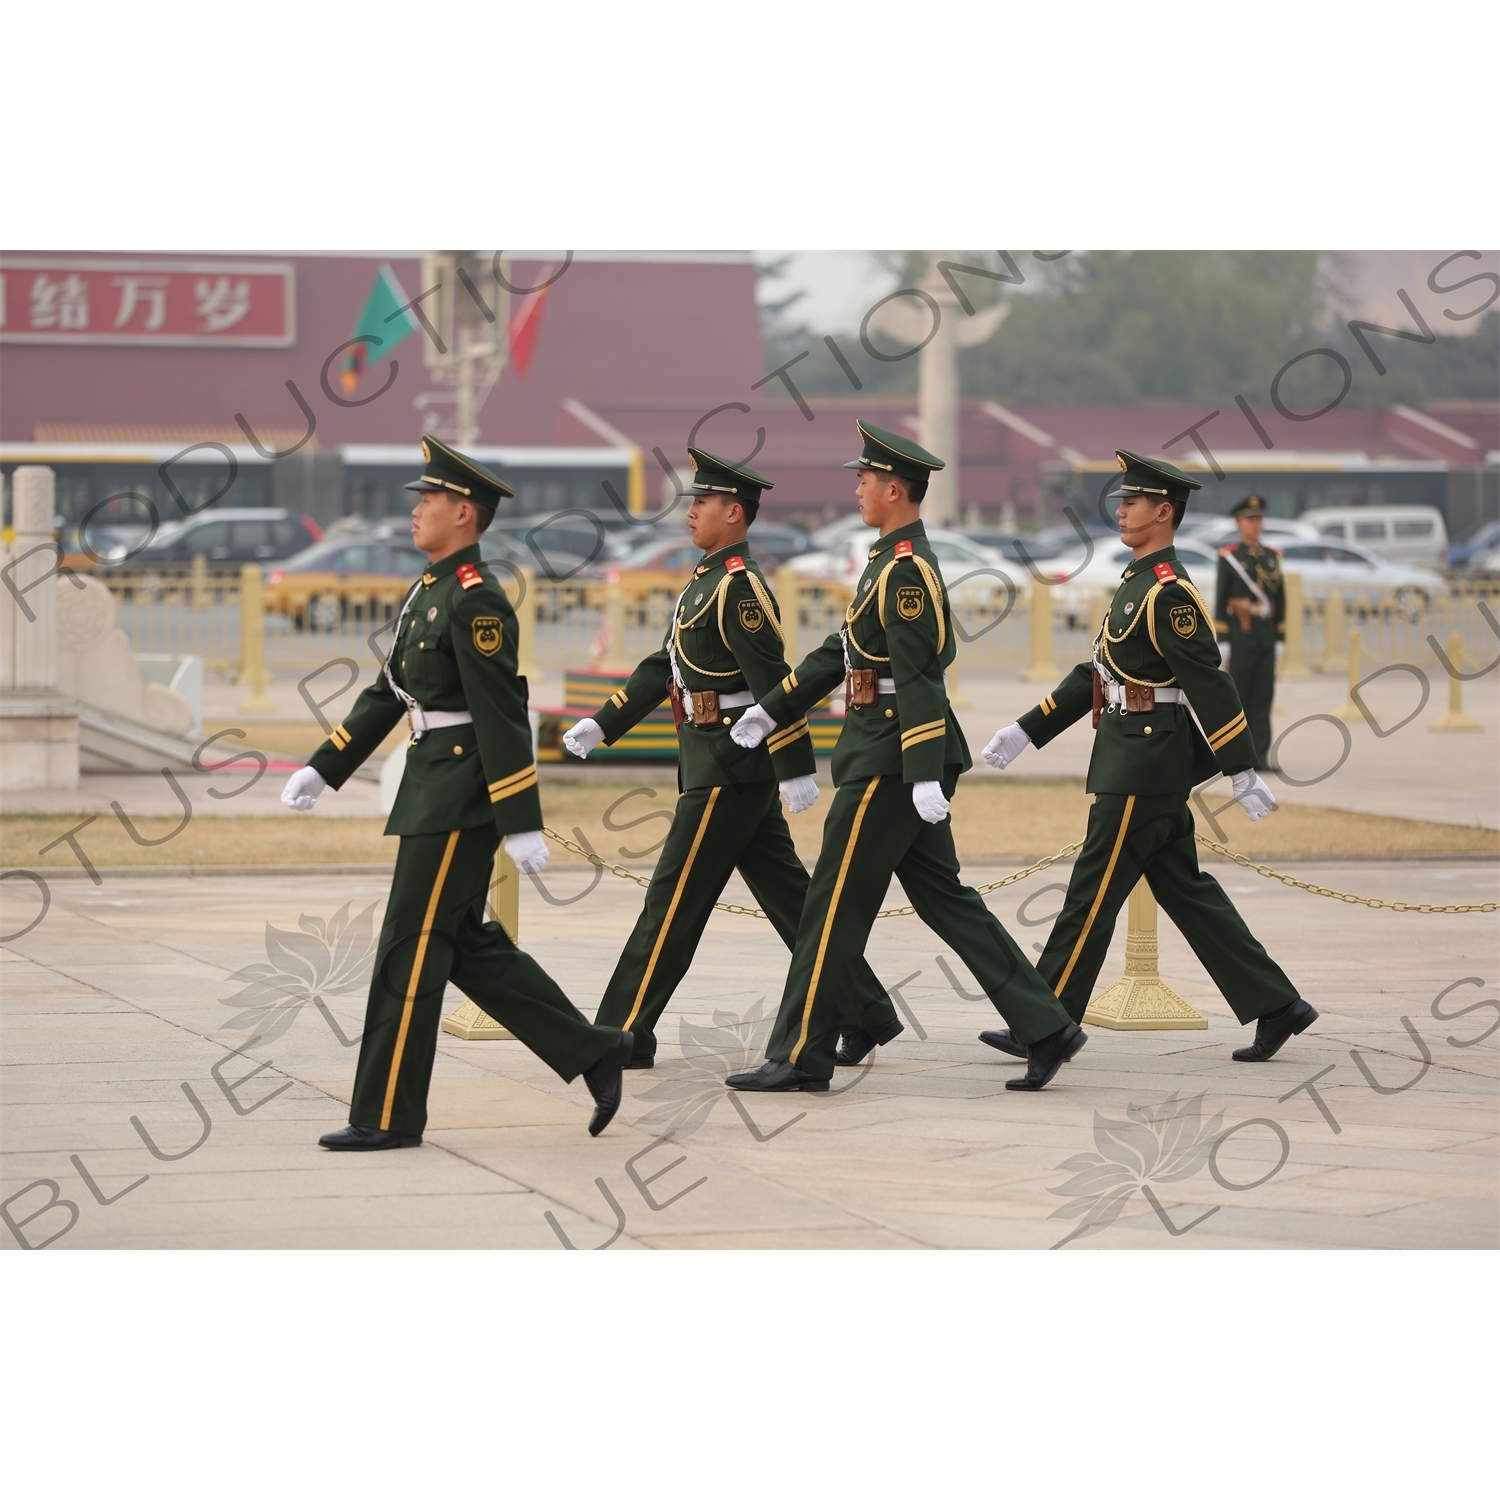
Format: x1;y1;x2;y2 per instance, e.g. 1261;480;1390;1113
764;773;1074;1078
1038;792;1301;1024
350;826;618;1137
1228;620;1277;768
595;780;899;1061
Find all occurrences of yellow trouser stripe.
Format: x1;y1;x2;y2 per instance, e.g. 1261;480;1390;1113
1209;714;1247;750
623;787;721;1031
380;829;461;1130
901;725;948;750
790;776;881;1066
490;771;538;803
1053;795;1135;1000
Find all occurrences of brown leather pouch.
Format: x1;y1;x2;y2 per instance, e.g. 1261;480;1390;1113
1229;597;1253;633
846;669;878;708
667;681;686;730
1123;681;1156;714
691;689;719;727
1092;670;1104;729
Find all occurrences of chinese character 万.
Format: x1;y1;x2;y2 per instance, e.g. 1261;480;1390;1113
195;277;251;333
30;274;90;331
113;276;170;331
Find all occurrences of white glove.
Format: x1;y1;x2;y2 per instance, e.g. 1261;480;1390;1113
563;717;605;759
1219;641;1231;667
730;704;775;750
780;775;819;815
912;780;950;824
981;723;1031;770
503;830;551;874
1275;640;1285;665
1231;770;1277;822
281;766;327;811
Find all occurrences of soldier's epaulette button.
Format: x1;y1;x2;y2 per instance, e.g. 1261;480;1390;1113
725;556;746;574
456;563;483;590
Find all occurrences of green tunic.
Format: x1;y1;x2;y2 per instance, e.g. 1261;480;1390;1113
1214;540;1285;769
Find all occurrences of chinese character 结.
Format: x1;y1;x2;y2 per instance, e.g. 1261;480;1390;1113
30;274;91;331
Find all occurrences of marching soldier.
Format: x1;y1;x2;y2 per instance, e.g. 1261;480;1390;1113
979;451;1318;1064
726;422;1083;1093
280;436;632;1149
1214;493;1284;770
563;448;903;1068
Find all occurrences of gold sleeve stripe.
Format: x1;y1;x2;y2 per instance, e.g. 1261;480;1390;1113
487;764;538;794
330;725;351;749
899;717;947;746
489;770;538;803
609;690;628;709
1208;714;1248;751
781;671;798;694
767;720;810;751
1040;694;1057;715
900;724;949;750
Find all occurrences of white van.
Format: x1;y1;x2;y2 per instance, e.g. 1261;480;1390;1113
1298;506;1448;568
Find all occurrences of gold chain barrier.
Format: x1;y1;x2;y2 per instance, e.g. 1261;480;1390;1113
541;827;1496;919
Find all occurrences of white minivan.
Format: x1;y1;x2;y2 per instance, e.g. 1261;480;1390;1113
1298;506;1448;568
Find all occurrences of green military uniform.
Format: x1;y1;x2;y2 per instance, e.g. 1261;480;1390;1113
744;423;1075;1079
1214;494;1284;770
586;448;899;1063
1017;453;1303;1027
308;438;617;1137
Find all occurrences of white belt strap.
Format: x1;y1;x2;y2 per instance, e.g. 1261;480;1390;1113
877;677;896;695
408;706;474;737
682;688;754;723
1104;683;1184;706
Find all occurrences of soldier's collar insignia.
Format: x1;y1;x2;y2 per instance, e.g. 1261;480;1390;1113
1153;562;1178;582
893;539;914;558
456;562;484;590
725;556;746;574
695;566;708;576
422;572;437;587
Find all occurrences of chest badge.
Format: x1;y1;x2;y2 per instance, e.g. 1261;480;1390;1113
1169;604;1199;639
738;599;765;633
862;578;872;592
694;594;704;605
1123;600;1135;614
472;616;503;656
426;607;437;621
896;586;926;621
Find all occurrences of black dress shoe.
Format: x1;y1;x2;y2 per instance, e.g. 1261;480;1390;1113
583;1031;634;1136
725;1060;830;1092
318;1124;422;1151
1005;1022;1088;1091
835;1017;905;1066
1232;999;1318;1061
624;1055;655;1070
978;1027;1026;1060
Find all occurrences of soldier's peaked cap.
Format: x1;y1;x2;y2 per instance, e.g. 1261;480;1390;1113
404;435;516;506
1112;449;1202;505
1230;493;1267;518
684;446;774;504
843;420;946;484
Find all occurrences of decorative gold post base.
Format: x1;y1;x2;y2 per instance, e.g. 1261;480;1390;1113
1083;879;1207;1031
1429;632;1483;732
440;847;521;1042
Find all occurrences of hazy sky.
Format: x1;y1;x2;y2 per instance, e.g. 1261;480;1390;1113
755;251;897;333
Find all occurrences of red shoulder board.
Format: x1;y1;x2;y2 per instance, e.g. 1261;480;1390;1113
1153;562;1177;582
725;556;746;574
894;540;914;558
456;563;483;590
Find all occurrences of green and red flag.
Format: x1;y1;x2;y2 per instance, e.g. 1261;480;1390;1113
340;264;419;395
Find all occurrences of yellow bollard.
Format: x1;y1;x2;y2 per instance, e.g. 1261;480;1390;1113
1021;579;1058;682
775;567;801;667
1083;878;1207;1030
1278;569;1312;681
1429;632;1483;732
237;564;278;712
512;565;537;679
1333;626;1365;723
598;575;631;670
191;551;210;609
1321;591;1348;673
441;849;521;1040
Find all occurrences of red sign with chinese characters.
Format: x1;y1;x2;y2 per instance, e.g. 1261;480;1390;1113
0;258;295;347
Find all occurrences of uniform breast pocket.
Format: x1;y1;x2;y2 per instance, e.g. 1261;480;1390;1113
403;631;449;695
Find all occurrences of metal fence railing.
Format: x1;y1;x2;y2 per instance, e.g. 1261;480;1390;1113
91;561;1500;696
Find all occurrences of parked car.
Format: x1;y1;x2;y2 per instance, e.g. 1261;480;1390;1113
1184;516;1322;550
1449;518;1500;569
957;528;1062;564
1298;506;1448;569
265;534;431;629
1273;539;1449;607
791;527;1015;607
131;508;320;565
1038;538;1226;619
602;536;715;577
1469;547;1500;574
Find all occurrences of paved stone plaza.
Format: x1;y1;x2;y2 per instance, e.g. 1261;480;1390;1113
3;853;1495;1250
